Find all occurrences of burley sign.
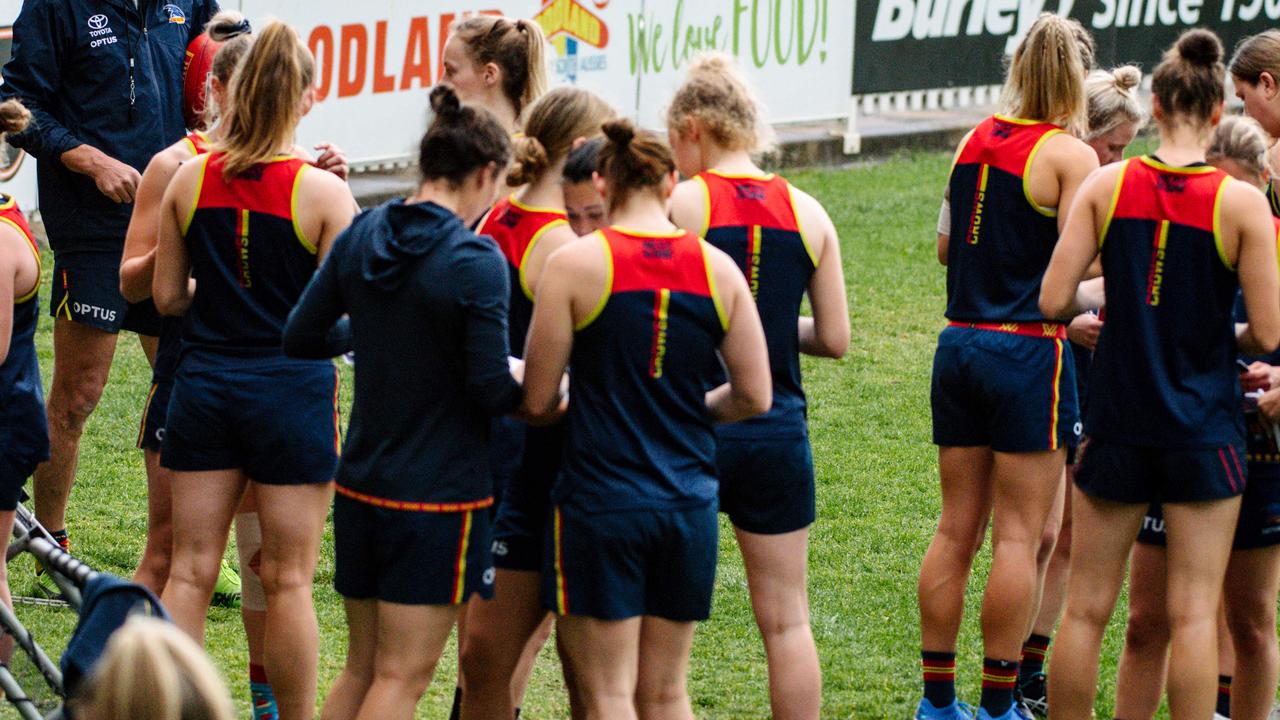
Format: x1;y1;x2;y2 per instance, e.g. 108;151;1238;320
855;0;1280;94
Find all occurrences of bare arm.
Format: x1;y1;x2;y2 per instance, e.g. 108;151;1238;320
670;179;709;238
120;146;188;302
1234;185;1280;355
1040;168;1110;320
705;246;771;423
152;160;202;316
300;167;359;262
1054;141;1100;234
520;249;579;423
794;190;849;358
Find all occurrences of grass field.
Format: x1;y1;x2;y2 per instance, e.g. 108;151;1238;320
6;147;1147;719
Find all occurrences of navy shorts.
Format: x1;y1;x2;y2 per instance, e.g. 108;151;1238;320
716;434;815;535
0;368;48;512
136;378;173;452
49;250;162;335
1075;438;1247;505
931;326;1080;452
162;358;339;485
542;503;718;622
334;493;495;605
1137;465;1280;550
492;422;564;571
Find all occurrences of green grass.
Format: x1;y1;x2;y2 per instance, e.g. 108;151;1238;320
8;149;1148;719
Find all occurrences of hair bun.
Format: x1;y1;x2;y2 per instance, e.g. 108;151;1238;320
508;134;549;187
430;85;463;120
1112;65;1142;92
1177;29;1223;67
0;99;31;135
602;119;635;148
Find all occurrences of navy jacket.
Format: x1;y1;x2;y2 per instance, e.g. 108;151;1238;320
2;0;217;250
283;200;523;506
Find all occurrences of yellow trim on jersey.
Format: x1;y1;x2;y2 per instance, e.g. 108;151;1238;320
517;218;569;301
136;382;158;449
787;183;819;268
1139;155;1219;175
1213;176;1235;271
706;168;776;182
1099;160;1129;251
292;164;316;254
992;114;1042;126
610;225;686;239
0;194;17;212
508;193;566;216
701;240;730;332
1;216;40;304
575;231;613;331
693;175;712;237
181;154;211;236
1023;129;1064;218
181;137;199;157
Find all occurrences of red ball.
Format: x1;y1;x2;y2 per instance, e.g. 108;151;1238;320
182;32;224;131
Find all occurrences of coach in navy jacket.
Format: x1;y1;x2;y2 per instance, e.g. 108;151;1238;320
0;0;215;560
3;0;217;255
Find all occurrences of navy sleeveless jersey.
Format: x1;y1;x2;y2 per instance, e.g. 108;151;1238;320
1;196;48;465
477;195;568;358
947;115;1065;323
696;170;816;439
1086;157;1241;447
555;227;728;512
179;152;318;359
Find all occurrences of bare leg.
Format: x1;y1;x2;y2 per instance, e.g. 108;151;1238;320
0;509;15;663
511;615;554;709
254;481;333;720
634;617;696;720
137;332;158;367
1224;546;1280;720
459;570;551;720
919;446;994;653
162;469;246;641
1048;488;1146;720
1114;542;1170;720
35;318;118;534
353;602;459;720
320;598;378;720
736;526;821;720
1030;470;1074;640
983;450;1066;661
133;449;173;594
557;615;641;720
1163;499;1239;720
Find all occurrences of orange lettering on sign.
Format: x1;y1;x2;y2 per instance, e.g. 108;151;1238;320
373;21;396;94
401;16;432;90
339;24;368;98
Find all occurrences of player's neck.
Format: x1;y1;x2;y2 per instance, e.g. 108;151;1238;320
610;196;675;234
705;147;758;177
517;160;568;211
1153;123;1211;166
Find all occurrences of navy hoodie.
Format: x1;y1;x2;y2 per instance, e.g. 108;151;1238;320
2;0;217;250
283;199;522;506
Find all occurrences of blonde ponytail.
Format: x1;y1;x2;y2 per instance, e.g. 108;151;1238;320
1000;14;1089;135
214;21;314;179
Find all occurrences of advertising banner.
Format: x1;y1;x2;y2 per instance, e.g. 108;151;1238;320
238;0;854;166
855;0;1280;94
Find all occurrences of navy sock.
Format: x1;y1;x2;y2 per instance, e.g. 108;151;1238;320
922;650;957;708
1217;675;1232;717
1018;633;1050;684
980;658;1018;716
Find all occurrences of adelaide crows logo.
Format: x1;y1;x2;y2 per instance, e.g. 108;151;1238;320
1156;175;1188;193
163;5;187;25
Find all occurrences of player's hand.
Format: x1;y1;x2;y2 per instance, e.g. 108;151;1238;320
313;142;349;180
1066;312;1103;351
62;145;142;203
1242;361;1274;393
1260;387;1280;422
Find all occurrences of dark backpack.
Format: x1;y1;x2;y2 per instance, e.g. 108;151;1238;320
59;574;170;698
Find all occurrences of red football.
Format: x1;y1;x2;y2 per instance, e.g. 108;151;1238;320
182;32;224;131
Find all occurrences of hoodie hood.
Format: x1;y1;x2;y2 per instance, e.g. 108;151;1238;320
361;200;467;290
